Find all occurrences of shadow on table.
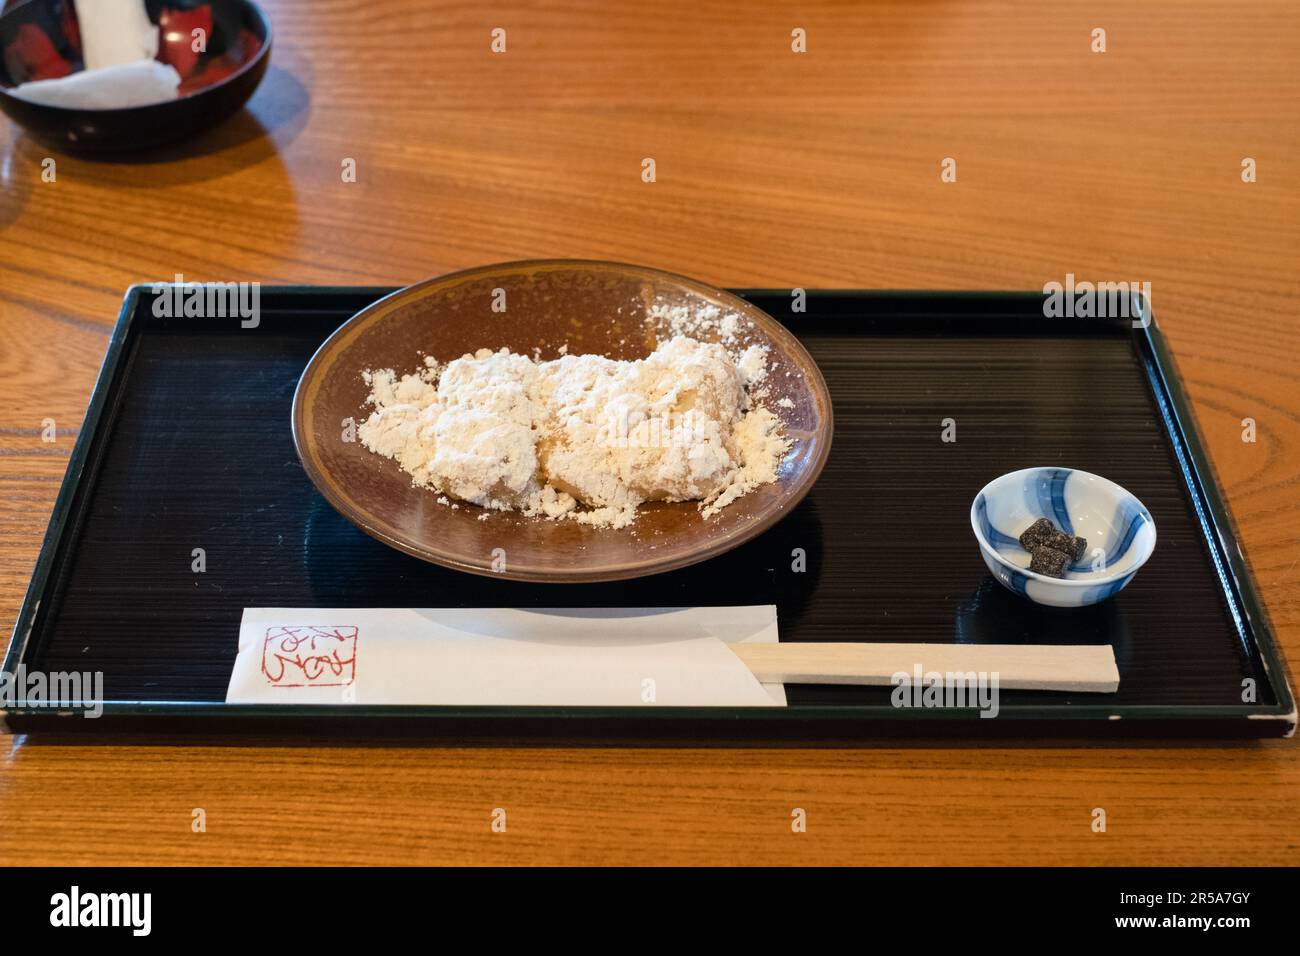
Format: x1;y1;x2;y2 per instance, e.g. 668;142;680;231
1;62;309;212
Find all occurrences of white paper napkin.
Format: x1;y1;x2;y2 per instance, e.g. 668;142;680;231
11;60;180;110
227;607;786;707
74;0;159;71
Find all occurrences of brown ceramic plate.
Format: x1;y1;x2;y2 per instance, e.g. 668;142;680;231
292;260;833;582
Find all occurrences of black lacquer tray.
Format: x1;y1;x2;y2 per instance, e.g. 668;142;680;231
2;287;1292;738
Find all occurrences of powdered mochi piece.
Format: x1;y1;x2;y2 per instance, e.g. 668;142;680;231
358;336;792;528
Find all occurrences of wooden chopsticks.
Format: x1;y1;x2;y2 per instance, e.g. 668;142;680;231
729;642;1119;693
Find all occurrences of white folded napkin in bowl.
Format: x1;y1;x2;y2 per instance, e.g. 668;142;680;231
10;59;180;110
75;0;159;71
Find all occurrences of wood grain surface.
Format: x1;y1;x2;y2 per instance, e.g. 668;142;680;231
1;0;1297;866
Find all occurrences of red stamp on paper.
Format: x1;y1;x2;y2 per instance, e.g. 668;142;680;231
261;626;358;688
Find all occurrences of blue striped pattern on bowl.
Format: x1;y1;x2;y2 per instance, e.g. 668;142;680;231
970;467;1157;607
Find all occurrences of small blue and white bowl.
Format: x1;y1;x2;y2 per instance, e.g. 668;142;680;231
970;467;1156;608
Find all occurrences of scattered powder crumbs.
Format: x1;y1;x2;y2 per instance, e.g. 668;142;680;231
646;301;747;346
357;327;794;529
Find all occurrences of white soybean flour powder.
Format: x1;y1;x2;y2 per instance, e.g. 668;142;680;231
356;305;793;529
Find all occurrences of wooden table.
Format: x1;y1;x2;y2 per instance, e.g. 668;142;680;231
1;1;1297;866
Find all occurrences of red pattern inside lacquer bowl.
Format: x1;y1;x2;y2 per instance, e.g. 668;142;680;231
0;0;262;95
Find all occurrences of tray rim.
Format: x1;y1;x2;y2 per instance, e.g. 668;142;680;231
2;284;1293;737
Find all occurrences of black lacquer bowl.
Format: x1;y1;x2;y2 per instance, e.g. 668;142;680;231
0;0;270;151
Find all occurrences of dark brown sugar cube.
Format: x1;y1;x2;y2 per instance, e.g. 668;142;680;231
1043;529;1088;562
1018;518;1056;551
1029;545;1071;578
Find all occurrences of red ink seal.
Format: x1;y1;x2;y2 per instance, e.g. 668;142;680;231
261;626;358;687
